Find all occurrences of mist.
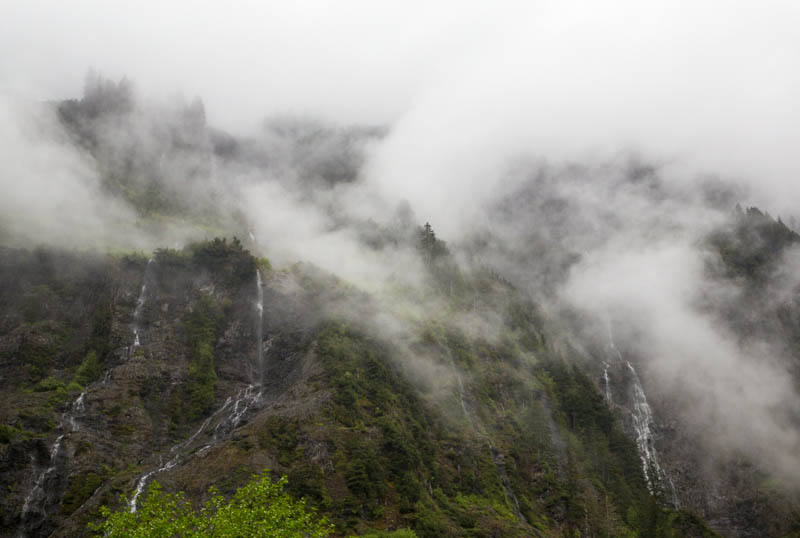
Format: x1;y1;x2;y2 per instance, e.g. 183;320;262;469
3;0;800;498
0;95;142;249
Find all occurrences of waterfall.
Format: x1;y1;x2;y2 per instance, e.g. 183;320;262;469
129;384;263;512
129;394;237;512
68;392;85;431
255;271;264;384
21;435;63;517
129;455;179;512
214;385;262;439
603;362;612;403
454;372;470;422
131;259;155;350
127;270;265;513
172;402;226;453
626;361;659;488
626;361;679;506
19;387;88;533
489;443;526;523
605;314;678;507
443;346;471;425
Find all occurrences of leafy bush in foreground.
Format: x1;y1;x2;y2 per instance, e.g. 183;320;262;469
92;472;333;538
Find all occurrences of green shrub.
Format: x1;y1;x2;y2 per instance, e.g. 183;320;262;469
92;472;332;538
171;295;222;424
74;350;101;386
34;376;65;392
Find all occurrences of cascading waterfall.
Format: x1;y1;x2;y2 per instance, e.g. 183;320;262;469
67;392;85;431
19;389;88;535
626;361;679;506
441;342;523;523
21;435;63;517
603;362;612;403
443;347;471;424
626;361;659;488
172;397;230;453
605;315;678;507
128;269;266;513
129;384;264;512
131;258;155;350
255;270;264;384
129;455;179;512
454;372;469;422
489;443;526;523
129;393;237;512
214;385;262;439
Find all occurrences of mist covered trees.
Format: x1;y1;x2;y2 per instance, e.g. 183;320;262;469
709;205;800;281
418;222;448;265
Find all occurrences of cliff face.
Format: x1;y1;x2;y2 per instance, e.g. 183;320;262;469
0;240;723;538
0;242;263;537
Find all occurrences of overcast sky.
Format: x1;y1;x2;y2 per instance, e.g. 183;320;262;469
0;0;509;129
2;0;799;226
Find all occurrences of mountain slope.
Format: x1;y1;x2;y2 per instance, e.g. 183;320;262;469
0;239;719;538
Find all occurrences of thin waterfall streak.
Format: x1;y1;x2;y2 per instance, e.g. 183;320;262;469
130;382;265;513
132;259;155;349
444;346;471;425
626;361;678;505
255;270;264;385
20;378;90;526
606;314;678;507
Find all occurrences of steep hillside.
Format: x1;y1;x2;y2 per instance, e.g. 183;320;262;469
0;239;718;538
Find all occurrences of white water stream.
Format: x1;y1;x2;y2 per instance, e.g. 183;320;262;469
19;387;89;533
129;383;263;512
603;362;612;403
131;259;155;349
255;271;264;384
605;314;678;506
129;269;267;512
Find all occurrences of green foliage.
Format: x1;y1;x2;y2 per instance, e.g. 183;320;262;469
92;472;333;538
19;333;59;382
88;293;114;360
17;406;57;432
61;471;105;516
257;256;272;271
539;356;721;538
416;222;466;299
314;325;441;530
0;239;735;537
154;247;191;270
74;350;101;386
709;205;800;282
418;223;449;264
172;294;223;423
188;237;258;288
0;423;31;444
34;376;66;392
